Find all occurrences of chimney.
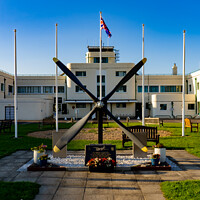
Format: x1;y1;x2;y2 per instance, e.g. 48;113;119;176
172;63;177;75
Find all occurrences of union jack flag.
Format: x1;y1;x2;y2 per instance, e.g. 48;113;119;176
101;17;112;38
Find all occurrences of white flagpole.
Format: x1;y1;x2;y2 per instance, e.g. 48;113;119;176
182;30;186;137
100;12;102;100
14;29;18;138
55;23;58;132
142;24;145;125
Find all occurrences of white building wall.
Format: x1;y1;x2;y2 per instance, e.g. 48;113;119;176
151;94;195;118
0;97;53;120
67;63;135;101
0;70;14;99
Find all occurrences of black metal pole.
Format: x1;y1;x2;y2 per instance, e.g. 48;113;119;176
97;108;103;143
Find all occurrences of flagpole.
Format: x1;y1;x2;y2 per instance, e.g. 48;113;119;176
182;30;186;137
55;23;58;132
14;29;18;138
100;12;102;101
142;24;145;125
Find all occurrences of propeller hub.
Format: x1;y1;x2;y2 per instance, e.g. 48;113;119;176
96;101;104;108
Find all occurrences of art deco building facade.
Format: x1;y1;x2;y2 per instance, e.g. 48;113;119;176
0;46;197;120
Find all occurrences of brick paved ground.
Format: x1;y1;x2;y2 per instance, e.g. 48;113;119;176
0;150;200;199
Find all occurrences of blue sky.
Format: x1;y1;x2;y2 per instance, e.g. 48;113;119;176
0;0;200;75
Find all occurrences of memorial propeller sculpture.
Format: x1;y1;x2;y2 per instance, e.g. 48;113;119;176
53;57;148;153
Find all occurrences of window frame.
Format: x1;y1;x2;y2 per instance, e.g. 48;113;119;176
138;86;148;93
116;85;127;93
160;104;167;110
149;86;159;93
188;104;195;110
116;71;126;77
116;103;126;108
76;103;86;108
1;83;5;92
75;71;86;77
160;85;182;93
75;85;86;93
43;86;53;94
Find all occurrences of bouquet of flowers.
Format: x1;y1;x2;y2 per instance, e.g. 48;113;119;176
38;154;50;161
31;143;47;153
87;157;116;169
152;143;164;148
150;154;160;159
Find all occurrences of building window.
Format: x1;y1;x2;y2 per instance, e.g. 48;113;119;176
188;104;195;110
102;57;108;63
94;57;100;63
97;75;105;83
97;75;105;98
116;71;126;77
43;86;53;93
54;97;62;104
138;86;148;93
18;86;41;94
8;85;13;93
53;99;67;114
160;85;182;92
94;57;108;63
1;83;5;92
54;86;64;93
76;103;86;108
75;71;86;76
160;104;167;110
116;85;126;93
146;103;150;109
149;86;159;93
62;104;68;114
17;86;26;93
189;84;192;92
116;103;126;108
76;85;86;93
53;103;62;113
28;86;41;93
97;85;105;97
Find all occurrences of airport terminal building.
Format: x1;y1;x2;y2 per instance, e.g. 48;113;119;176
0;46;198;120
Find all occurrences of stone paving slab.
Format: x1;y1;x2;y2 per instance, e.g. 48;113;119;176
84;195;114;200
36;177;62;186
53;194;84;200
38;185;59;195
60;177;87;187
143;193;166;200
1;150;200;199
55;186;85;195
34;195;54;200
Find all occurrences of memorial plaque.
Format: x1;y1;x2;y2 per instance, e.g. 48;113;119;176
85;144;116;165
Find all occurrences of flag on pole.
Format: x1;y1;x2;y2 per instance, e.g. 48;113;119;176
100;17;112;38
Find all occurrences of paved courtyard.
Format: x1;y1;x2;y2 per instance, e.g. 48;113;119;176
0;150;200;200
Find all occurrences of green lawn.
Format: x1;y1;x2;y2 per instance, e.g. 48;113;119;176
0;181;40;200
0;123;72;158
161;180;200;200
1;122;200;200
1;121;200;157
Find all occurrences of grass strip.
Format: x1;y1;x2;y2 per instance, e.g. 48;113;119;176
0;181;40;200
161;180;200;200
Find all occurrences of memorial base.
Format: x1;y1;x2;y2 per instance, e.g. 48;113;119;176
89;166;114;173
132;132;147;158
52;132;67;158
131;162;171;171
27;163;66;171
